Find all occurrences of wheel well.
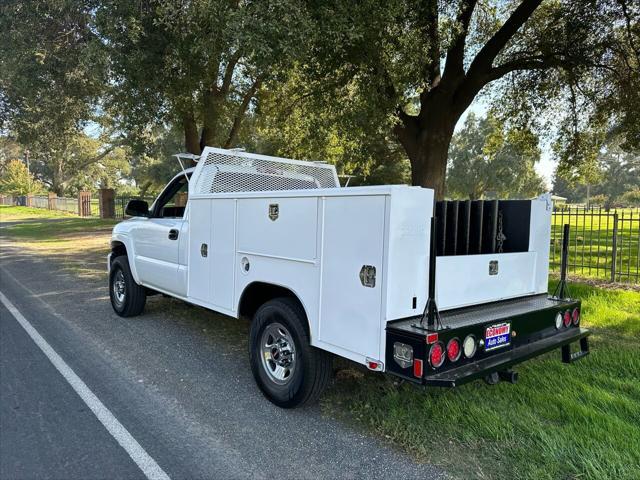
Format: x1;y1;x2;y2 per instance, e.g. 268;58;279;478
111;241;127;261
238;282;307;324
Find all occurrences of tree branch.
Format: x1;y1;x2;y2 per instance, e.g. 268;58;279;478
619;0;640;63
484;54;565;82
76;143;120;170
223;77;263;148
220;49;243;95
442;0;479;82
420;0;441;89
467;0;543;77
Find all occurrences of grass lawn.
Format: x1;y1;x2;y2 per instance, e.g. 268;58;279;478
0;204;77;221
324;281;640;479
0;205;117;276
2;205;639;478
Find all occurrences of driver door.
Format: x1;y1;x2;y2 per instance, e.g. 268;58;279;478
134;174;189;295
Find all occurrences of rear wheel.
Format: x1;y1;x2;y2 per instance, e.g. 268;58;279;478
109;256;146;317
249;297;332;408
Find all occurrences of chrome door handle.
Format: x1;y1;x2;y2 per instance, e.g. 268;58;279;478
168;229;179;240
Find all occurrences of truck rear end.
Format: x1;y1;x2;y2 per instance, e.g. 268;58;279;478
384;196;590;386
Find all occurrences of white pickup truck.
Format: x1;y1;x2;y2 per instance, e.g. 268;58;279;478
108;147;590;407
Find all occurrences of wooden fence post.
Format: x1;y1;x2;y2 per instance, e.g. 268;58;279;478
48;192;57;210
78;191;92;217
26;193;34;207
175;191;188;207
99;188;115;219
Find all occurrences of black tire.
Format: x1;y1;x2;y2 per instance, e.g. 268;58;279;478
249;297;332;408
109;255;146;317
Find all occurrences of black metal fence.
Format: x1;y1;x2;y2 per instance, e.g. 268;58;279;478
550;207;639;283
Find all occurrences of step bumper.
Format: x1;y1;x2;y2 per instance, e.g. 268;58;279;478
424;327;591;387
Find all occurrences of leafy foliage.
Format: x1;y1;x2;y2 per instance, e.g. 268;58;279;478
553;139;640;206
0;0;118;194
447;113;544;199
0;159;45;195
287;0;640;197
95;0;313;155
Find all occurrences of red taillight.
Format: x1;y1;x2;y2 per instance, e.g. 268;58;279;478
413;358;424;378
429;342;445;369
572;308;580;326
563;310;571;327
446;338;461;362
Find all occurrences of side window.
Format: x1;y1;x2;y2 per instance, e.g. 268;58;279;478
155;176;189;218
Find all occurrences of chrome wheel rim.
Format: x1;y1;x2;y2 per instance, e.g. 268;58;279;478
260;322;296;385
113;269;126;306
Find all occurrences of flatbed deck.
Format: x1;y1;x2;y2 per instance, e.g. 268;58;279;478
388;293;576;334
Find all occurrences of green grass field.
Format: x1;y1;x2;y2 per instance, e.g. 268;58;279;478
551;208;639;283
0;204;77;221
2;205;639;479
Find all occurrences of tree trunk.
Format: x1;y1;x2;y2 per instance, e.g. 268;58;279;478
396;115;456;200
183;115;200;155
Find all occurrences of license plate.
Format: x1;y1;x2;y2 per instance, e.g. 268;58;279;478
485;323;511;351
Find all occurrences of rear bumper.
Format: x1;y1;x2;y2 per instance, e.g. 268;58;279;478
424;327;590;387
385;294;591;386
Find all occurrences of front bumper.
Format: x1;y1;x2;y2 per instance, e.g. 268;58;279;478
386;294;591;386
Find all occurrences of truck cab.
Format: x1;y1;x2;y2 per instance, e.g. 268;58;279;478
108;147;590;408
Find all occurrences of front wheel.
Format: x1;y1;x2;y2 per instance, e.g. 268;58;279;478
109;256;146;317
249;297;332;408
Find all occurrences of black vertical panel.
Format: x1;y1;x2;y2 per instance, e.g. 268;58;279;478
482;200;499;254
458;200;471;255
445;200;459;255
497;200;531;252
469;200;484;254
435;201;447;256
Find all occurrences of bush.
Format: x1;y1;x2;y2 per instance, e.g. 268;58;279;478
619;189;640;206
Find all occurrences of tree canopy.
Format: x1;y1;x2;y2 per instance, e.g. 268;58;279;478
95;0;313;156
289;0;640;198
0;0;638;199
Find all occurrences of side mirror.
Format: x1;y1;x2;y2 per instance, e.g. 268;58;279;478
125;199;150;217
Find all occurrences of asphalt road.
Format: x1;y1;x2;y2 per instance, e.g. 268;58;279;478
0;232;445;480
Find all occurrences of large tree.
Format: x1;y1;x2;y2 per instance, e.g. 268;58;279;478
96;0;312;157
0;0;124;194
302;0;640;199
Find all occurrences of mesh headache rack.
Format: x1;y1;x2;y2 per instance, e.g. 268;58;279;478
192;147;340;195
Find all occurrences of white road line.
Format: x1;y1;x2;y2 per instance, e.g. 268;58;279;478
0;290;171;480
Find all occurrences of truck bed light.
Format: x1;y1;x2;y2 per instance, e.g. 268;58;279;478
429;342;445;369
555;312;563;329
563;310;572;327
446;338;461;362
463;335;477;358
572;308;580;326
